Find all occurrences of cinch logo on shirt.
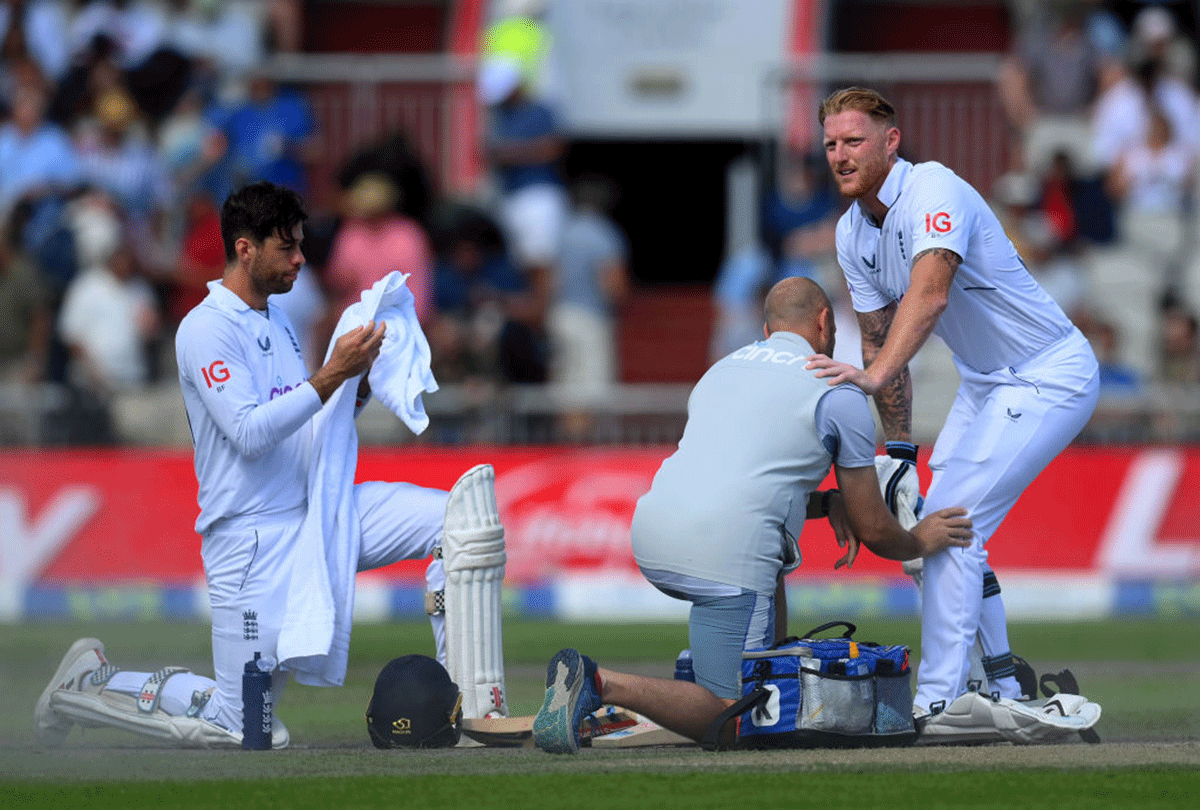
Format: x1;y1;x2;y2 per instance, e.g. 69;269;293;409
730;343;808;366
270;376;307;400
925;212;951;233
200;360;231;389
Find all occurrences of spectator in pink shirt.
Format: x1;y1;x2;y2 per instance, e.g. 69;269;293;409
323;172;433;325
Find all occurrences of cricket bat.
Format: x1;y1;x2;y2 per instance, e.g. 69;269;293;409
459;706;640;748
588;720;695;748
459;715;538;748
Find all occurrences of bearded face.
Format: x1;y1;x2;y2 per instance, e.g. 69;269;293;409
247;223;304;298
823;110;898;202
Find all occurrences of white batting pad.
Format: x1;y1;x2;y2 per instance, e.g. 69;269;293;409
988;693;1102;744
915;691;1007;745
916;690;1101;745
50;689;245;748
967;639;987;693
442;464;508;720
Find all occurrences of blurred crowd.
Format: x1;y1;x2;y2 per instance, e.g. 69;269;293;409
714;1;1200;444
995;1;1200;392
0;0;312;444
1;0;1196;448
0;0;630;446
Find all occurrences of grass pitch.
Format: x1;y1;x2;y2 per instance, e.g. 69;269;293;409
2;618;1198;807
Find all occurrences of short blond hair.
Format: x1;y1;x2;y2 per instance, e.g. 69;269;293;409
818;87;897;127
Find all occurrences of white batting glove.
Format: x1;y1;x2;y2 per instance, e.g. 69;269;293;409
781;528;802;574
877;441;925;589
875;441;922;531
901;555;924;590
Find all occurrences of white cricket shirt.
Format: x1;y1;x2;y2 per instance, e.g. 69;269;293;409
176;281;323;534
836;158;1073;373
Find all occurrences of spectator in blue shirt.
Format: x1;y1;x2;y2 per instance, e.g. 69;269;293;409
709;151;841;362
428;205;541;388
549;175;629;441
0;79;83;320
0;81;82;218
761;149;841;282
478;56;568;381
208;72;317;199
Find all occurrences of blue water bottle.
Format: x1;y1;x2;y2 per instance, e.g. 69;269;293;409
242;652;273;750
674;649;695;682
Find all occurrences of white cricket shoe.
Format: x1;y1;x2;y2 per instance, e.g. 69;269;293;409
270;716;290;750
202;714;290;749
35;640;293;750
34;638;115;747
183;687;290;750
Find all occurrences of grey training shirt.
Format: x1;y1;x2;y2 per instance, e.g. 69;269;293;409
631;330;875;593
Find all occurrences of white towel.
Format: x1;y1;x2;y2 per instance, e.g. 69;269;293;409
277;272;437;686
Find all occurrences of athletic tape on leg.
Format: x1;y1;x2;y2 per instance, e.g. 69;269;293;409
442;464;507;720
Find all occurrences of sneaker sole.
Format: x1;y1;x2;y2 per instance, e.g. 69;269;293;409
532;650;583;754
34;637;104;747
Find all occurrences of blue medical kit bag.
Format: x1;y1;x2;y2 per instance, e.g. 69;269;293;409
702;621;918;749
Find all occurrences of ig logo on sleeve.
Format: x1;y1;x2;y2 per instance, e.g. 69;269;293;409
201;361;231;389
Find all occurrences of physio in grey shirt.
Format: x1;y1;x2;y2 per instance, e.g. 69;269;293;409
630;277;973;702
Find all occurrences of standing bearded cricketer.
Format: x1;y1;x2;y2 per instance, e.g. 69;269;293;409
35;181;509;749
806;87;1101;739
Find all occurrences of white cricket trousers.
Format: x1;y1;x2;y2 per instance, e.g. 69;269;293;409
200;481;448;733
914;329;1098;712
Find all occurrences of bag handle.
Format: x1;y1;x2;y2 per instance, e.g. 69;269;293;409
700;685;770;752
765;620;857;650
799;620;857;640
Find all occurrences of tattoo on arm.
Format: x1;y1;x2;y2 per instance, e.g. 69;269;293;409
874;366;913;442
857;303;912;443
857;305;894;362
912;247;962;273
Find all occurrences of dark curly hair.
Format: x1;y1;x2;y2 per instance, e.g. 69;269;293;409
220;181;308;262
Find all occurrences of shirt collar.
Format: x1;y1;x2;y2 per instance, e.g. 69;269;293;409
206;279;259;315
857;157;912;222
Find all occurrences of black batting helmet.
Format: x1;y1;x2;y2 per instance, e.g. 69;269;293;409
366;655;462;749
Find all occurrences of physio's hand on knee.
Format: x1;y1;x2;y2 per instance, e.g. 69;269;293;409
911;507;973;556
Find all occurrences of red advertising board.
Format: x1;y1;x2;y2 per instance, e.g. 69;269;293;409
2;446;1199;592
